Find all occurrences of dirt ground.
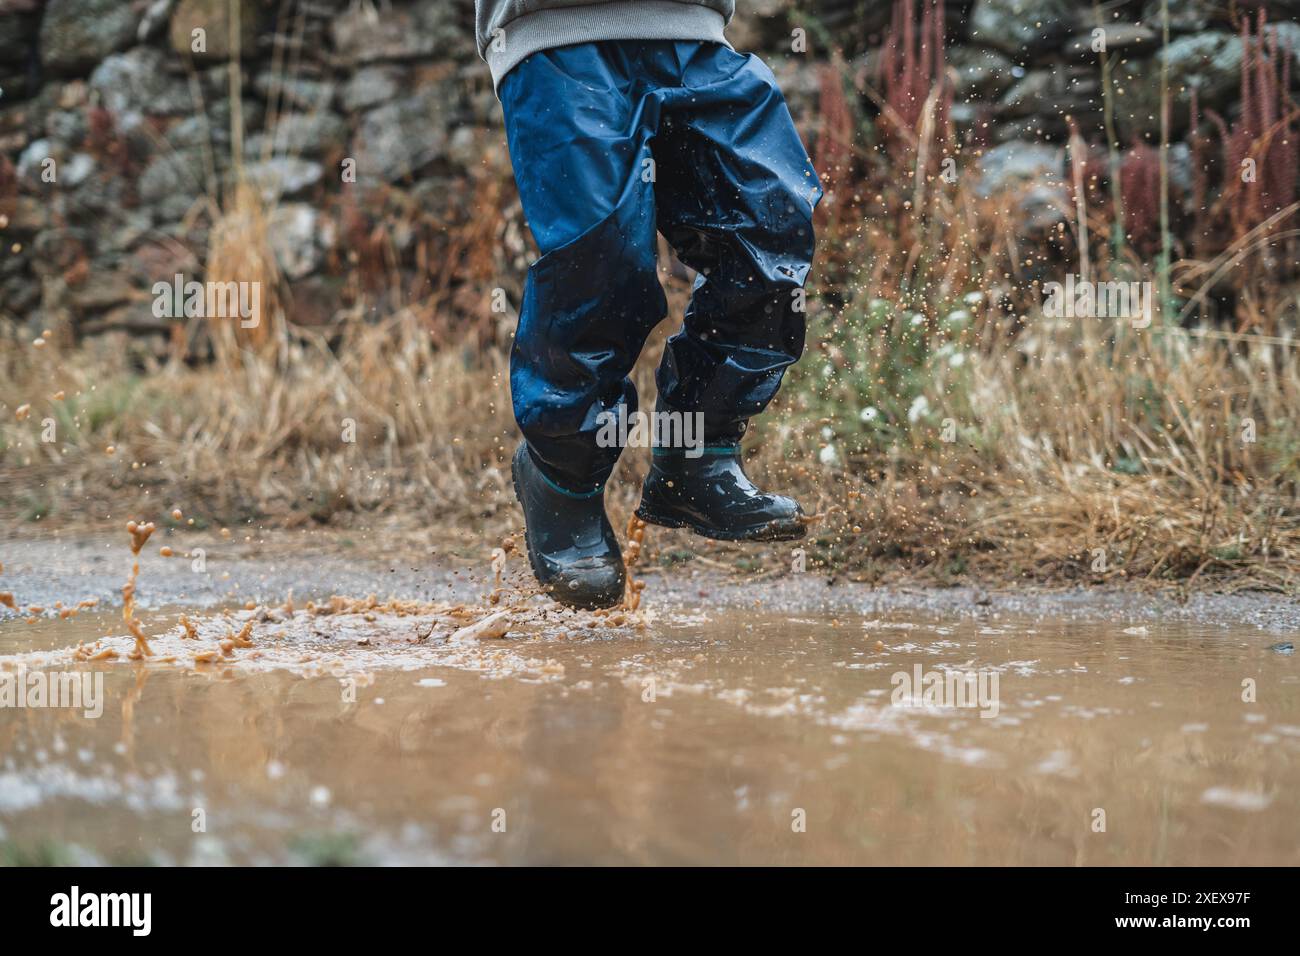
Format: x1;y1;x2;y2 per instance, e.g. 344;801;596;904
3;525;1300;635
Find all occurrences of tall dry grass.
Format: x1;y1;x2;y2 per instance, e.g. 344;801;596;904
4;262;1298;590
0;315;516;522
783;292;1300;587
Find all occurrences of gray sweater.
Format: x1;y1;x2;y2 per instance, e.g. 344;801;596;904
475;0;735;89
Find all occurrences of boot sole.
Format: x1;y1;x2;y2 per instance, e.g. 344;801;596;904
635;503;808;543
511;447;625;611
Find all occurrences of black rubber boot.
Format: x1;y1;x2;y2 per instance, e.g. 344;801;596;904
511;443;626;610
635;443;807;542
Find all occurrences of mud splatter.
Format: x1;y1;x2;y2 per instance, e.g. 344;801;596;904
623;515;648;611
121;520;156;660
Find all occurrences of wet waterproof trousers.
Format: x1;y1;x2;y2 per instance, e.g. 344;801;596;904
499;40;822;493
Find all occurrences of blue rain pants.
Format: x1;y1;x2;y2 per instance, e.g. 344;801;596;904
499;40;822;493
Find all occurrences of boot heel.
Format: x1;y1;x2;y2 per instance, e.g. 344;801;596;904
634;503;687;530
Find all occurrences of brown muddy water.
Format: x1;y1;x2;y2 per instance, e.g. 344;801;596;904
1;532;1298;865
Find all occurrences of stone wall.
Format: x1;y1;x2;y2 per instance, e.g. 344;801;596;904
1;0;1296;352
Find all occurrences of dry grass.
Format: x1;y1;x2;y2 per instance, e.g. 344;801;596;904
0;314;514;523
782;304;1300;590
3;282;1299;592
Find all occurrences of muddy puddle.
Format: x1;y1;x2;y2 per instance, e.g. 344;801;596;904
1;534;1298;865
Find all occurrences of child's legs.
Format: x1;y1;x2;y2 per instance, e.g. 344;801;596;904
500;44;667;492
652;46;822;440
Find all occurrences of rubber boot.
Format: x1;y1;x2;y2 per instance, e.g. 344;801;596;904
511;443;625;610
635;439;806;543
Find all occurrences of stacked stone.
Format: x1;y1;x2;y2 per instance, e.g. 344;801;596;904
0;0;1296;346
0;0;491;352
